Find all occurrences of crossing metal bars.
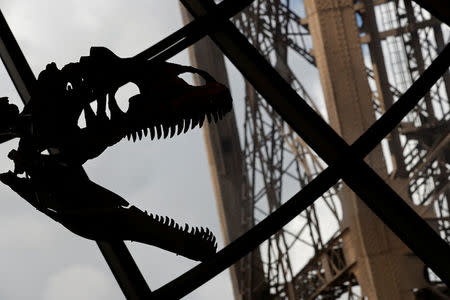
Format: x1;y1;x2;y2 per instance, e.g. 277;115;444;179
1;0;449;298
152;0;450;298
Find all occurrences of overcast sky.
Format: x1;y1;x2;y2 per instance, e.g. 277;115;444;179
0;1;236;299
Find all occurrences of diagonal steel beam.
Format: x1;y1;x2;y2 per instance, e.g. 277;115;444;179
0;12;34;102
183;0;450;280
151;1;450;297
413;0;450;26
152;37;450;299
133;0;254;63
0;11;152;300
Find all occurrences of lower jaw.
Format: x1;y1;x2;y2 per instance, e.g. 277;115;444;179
56;205;217;261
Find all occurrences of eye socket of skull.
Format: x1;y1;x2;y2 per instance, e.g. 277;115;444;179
66;82;74;91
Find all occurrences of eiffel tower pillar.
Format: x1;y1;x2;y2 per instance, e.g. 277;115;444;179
303;0;429;298
180;7;269;300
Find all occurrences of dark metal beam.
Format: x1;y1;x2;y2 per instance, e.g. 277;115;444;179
96;241;152;299
133;0;254;63
0;10;152;300
153;38;450;300
0;11;34;102
412;0;450;26
185;0;450;283
362;0;407;177
152;164;341;298
151;1;450;297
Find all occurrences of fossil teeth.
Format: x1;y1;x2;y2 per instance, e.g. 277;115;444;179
184;224;189;232
190;116;199;130
131;131;137;142
149;126;155;140
177;120;184;135
206;113;212;123
170;124;176;138
137;129;143;140
184;118;191;133
126;133;131;140
143;127;148;137
156;124;162;139
163;123;170;139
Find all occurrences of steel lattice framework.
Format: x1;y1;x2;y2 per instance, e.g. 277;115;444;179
232;2;351;298
359;0;450;242
157;1;450;298
225;0;450;298
1;0;449;299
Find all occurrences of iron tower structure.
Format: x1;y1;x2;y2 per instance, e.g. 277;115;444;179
1;0;448;299
183;0;449;299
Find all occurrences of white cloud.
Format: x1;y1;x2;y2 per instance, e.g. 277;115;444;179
43;265;113;300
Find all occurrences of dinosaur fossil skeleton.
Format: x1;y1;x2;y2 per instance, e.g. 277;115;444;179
0;47;232;262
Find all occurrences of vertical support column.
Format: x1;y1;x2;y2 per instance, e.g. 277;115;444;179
180;7;268;300
432;23;450;217
403;0;435;119
361;0;407;178
303;0;427;298
433;22;450;100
